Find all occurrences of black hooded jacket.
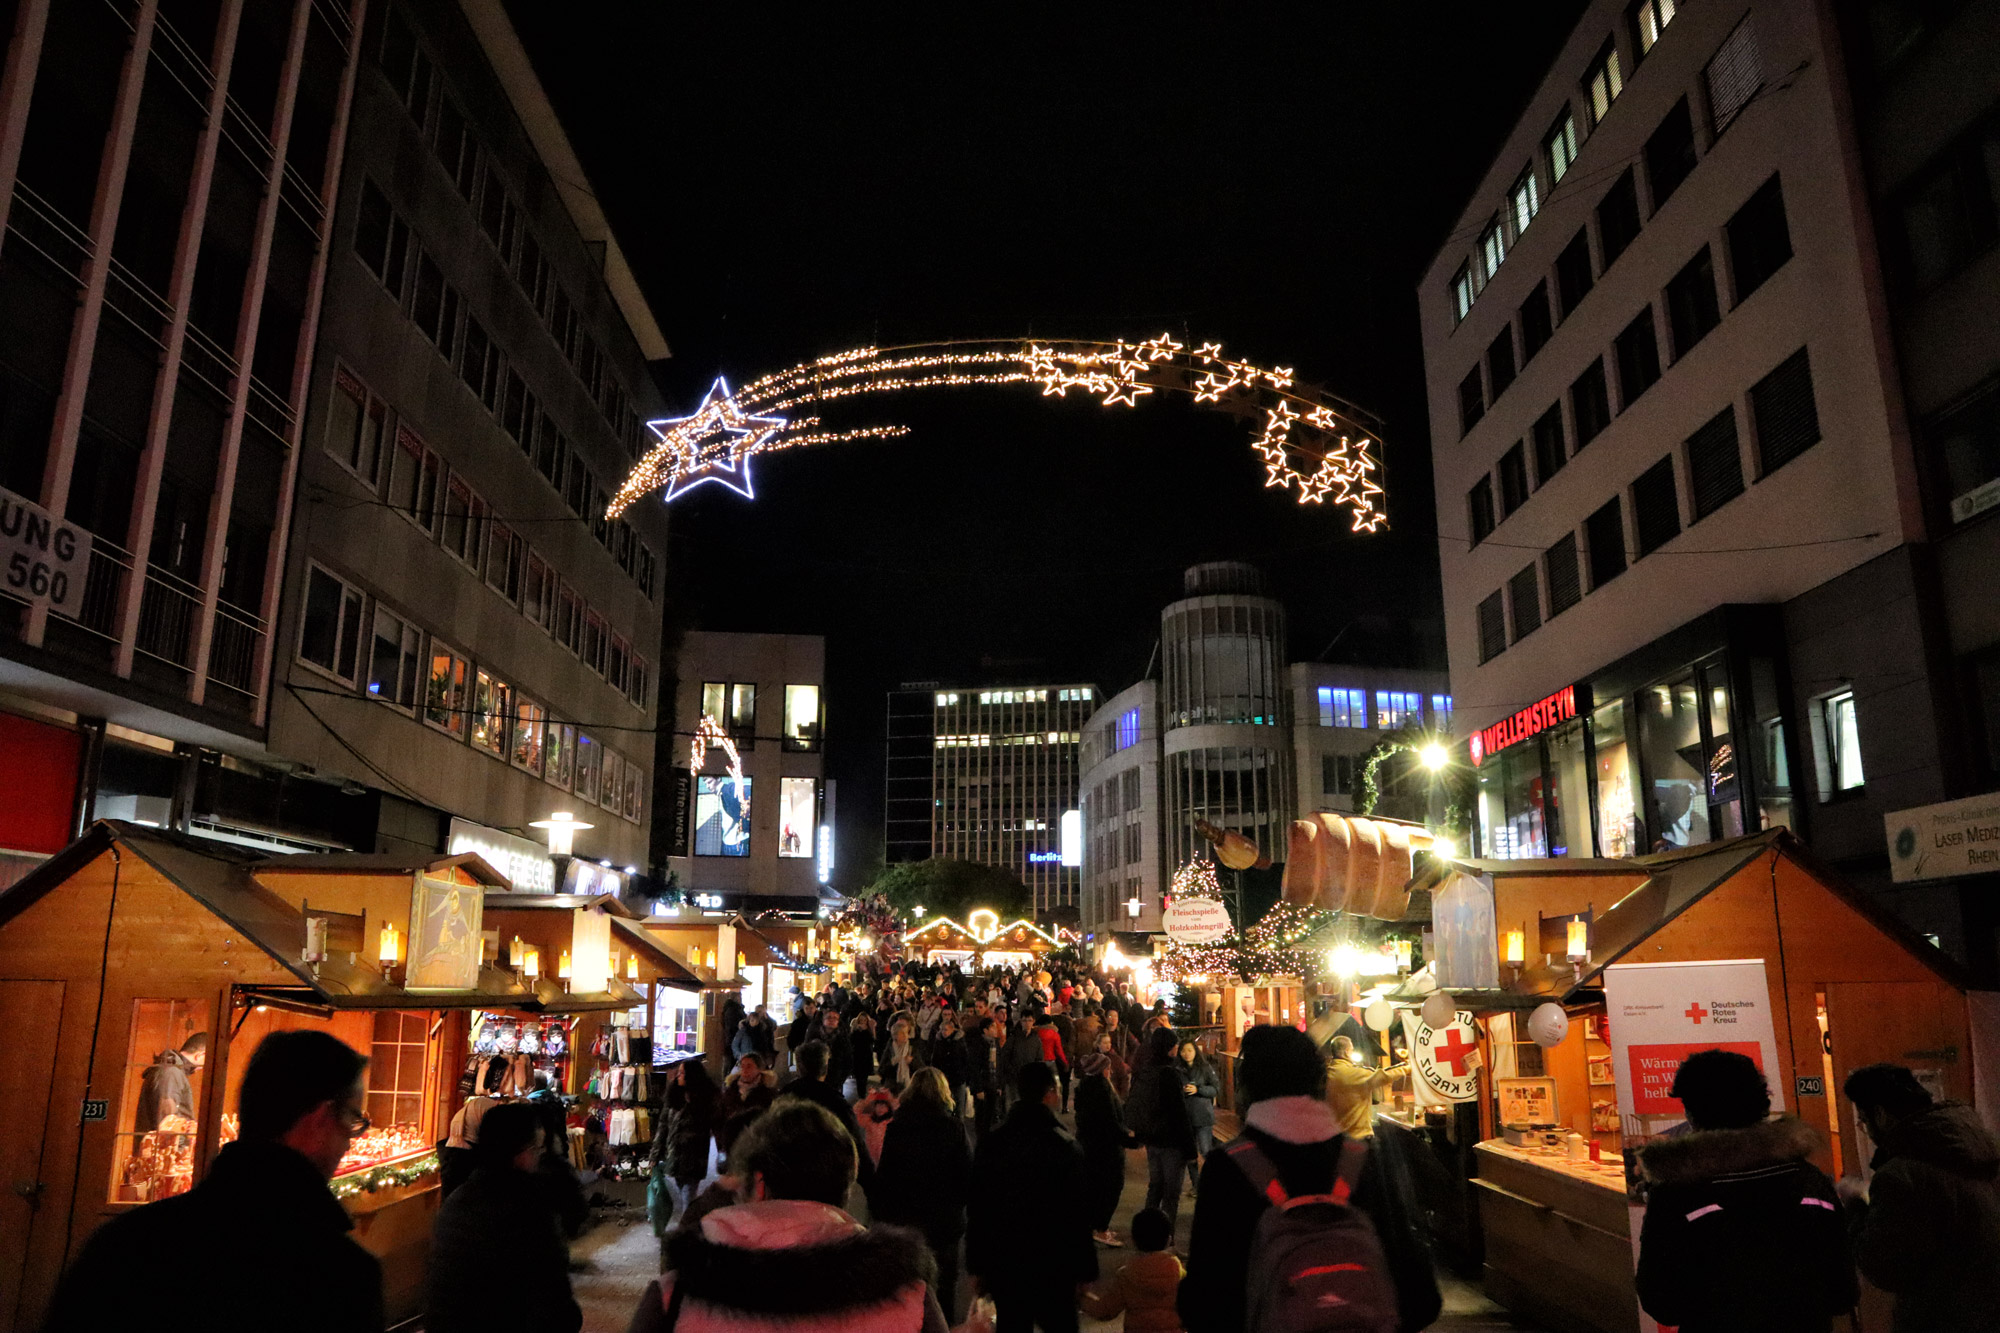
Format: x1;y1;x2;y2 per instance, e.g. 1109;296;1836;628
1635;1116;1855;1333
429;1163;581;1333
1851;1102;2000;1333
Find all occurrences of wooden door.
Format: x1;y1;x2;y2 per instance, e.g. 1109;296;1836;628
0;980;65;1332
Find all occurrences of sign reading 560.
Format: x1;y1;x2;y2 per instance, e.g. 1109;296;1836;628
0;486;92;616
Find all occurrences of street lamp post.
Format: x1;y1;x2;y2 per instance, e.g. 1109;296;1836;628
530;811;594;892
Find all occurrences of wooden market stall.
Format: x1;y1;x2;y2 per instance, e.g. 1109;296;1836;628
903;912;1059;970
1402;829;1976;1333
0;822;646;1331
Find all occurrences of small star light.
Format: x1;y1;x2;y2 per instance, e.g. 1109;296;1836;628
656;377;788;502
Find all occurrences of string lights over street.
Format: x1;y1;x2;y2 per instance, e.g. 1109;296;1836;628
608;336;1389;531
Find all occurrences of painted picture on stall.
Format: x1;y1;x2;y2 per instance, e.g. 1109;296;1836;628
407;873;483;990
695;775;752;857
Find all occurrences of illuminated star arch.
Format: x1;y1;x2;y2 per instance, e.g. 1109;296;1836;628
608;335;1388;532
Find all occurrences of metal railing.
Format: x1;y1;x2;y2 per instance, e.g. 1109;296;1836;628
279;163;325;232
5;183;94;287
207;599;267;703
68;538;134;643
149;12;216;114
181;322;239;401
103;258;172;349
219;96;274;178
136;564;204;669
246;373;296;439
311;0;354;48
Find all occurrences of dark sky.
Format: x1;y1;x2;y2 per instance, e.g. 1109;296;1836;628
507;4;1585;877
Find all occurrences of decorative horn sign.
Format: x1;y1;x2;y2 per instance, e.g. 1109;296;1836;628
608;335;1388;532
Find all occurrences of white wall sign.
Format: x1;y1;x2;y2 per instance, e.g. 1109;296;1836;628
1402;1009;1481;1104
448;818;555;893
1163;896;1230;943
0;485;91;616
1886;792;2000;883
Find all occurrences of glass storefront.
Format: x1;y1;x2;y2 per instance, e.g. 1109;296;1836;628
1592;701;1640;857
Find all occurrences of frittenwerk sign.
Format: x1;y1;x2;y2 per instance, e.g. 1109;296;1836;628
1886;793;2000;883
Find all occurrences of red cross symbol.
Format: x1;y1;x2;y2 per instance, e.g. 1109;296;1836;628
1433;1027;1477;1076
1685;1002;1708;1024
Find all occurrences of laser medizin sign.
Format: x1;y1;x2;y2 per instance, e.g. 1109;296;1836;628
1467;685;1578;767
0;485;91;616
1885;792;2000;883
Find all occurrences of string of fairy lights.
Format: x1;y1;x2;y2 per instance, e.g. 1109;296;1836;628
607;335;1387;532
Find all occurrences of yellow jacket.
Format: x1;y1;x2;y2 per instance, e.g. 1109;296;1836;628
1324;1058;1399;1138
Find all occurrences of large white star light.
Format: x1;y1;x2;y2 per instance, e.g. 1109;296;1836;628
654;377;788;502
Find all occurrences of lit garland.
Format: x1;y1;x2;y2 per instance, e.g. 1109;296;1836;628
1159;896;1336;985
330;1150;439;1201
690;713;747;807
608;336;1388;532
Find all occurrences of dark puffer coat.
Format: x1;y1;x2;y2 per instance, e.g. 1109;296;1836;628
1851;1102;2000;1333
1636;1116;1855;1333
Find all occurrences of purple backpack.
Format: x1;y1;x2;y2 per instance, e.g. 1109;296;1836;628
1224;1136;1398;1333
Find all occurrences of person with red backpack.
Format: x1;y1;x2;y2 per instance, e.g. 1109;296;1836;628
1177;1024;1439;1333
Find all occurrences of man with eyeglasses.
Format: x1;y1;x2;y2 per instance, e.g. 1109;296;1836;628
43;1029;386;1333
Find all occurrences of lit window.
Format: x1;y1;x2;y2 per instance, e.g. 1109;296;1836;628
694;775;751;856
1376;691;1423;730
1586;44;1624;127
784;685;821;751
1317;687;1367;728
1633;0;1676;54
1546;110;1579;185
1430;695;1455;732
425;643;468;735
1450;264;1474;324
1510;168;1540;237
1822;690;1864;792
512;696;545;774
471;670;511;756
367;606;422;710
1479;217;1506;282
778;777;816;858
1115;709;1141;751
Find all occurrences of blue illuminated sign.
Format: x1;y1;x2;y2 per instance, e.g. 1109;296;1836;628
1027;851;1063;864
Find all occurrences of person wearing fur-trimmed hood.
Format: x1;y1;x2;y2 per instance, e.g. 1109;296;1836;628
627;1099;948;1333
1635;1049;1855;1333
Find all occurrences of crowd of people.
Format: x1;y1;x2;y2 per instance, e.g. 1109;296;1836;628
34;950;2000;1333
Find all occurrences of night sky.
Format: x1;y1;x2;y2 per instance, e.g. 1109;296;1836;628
506;4;1586;875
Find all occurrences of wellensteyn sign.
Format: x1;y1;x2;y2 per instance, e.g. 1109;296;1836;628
1886;793;2000;883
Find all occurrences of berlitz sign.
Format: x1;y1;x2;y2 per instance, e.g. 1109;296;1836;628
1468;685;1578;767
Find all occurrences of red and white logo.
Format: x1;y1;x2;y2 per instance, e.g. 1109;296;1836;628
1684;1002;1708;1025
1468;732;1484;768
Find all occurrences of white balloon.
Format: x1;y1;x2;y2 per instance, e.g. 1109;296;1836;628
1420;990;1456;1030
1364;999;1395;1033
1527;1002;1570;1048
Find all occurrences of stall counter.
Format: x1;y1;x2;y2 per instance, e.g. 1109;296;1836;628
1473;1139;1635;1333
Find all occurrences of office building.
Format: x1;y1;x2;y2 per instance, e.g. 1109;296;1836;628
890;683;1094;916
1079;563;1449;937
259;0;670;877
669;631;828;914
1420;0;2000;969
0;0;366;883
883;682;939;866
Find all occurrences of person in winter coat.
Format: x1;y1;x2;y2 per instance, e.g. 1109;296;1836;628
1325;1035;1404;1139
43;1031;384;1333
1633;1049;1853;1333
787;999;819;1070
1102;1008;1138;1067
851;1012;880;1089
1036;1009;1073;1111
879;1019;921;1095
927;1010;973;1109
1001;1013;1046;1107
1178;1024;1439;1333
136;1031;207;1129
874;1069;976;1318
427;1102;582;1333
656;1059;721;1202
1074;1045;1138;1246
1840;1062;2000;1333
626;1099;950;1333
816;1007;855;1093
1080;1207;1183;1333
776;1038;876;1201
1086;1029;1132;1101
717;1054;778;1139
1176;1040;1220;1192
968;1061;1099;1333
1132;1027;1197;1230
441;1053;511;1197
751;1004;779;1063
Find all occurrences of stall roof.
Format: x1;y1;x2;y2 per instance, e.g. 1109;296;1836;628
482;891;642;917
260;850;513;887
607;917;708;992
731;918;798;970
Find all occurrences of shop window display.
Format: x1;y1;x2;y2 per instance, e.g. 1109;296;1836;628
1479;744;1549;859
654;989;701;1055
1592;700;1640;857
1703;665;1746;838
1640;677;1710;850
110;1000;210;1203
1546;719;1593;857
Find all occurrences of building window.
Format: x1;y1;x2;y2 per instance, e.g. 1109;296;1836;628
1645;99;1697;209
1479;217;1507;284
1632;0;1676;54
1487;329;1517;400
1545;532;1582;617
440;477;473;565
1377;691;1423;730
1317;687;1366;728
386;426;436;530
1705;18;1763;136
694;775;751;856
326;367;385;488
1116;707;1141;749
547;722;575;791
1546;109;1579;185
729;683;757;740
1458;367;1485;437
1322;753;1356;796
1750;347;1820;476
484;523;522;602
1632;455;1682;556
1510;168;1541;238
459;316;498;409
784;685;822;751
1508;564;1542;640
1614;307;1661;407
354;179;410;295
523;554;554;631
366;606;421;711
1585;43;1623;127
1934;377;2000;525
298;565;364;681
1531;404;1565;487
425;642;468;735
1586;497;1627;588
471;670;511;756
779;776;817;858
1665;246;1721;359
1687;407;1745;520
1121;766;1141;810
1430;695;1454;731
1469;476;1496;546
574;734;602;804
556;584;582;654
1728;175;1792;303
1477;591;1508;663
582;610;606;676
108;999;209;1203
607;636;630;694
630;656;650;708
1450;264;1475;324
411;252;459;358
1819;690;1865;793
512;697;546;775
1597;170;1642;268
1555;230;1594;318
1499;443;1530;517
1570;358;1612;448
1519;282;1553;362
